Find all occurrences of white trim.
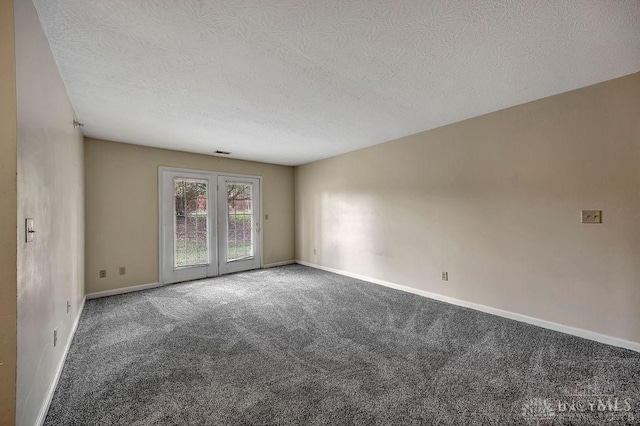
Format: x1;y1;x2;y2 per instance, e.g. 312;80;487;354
296;260;640;353
85;282;160;300
263;260;296;268
158;166;262;180
258;177;264;269
36;296;86;426
158;167;164;284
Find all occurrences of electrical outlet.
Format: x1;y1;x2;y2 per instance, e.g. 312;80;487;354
99;269;107;278
53;329;58;347
67;301;71;314
313;248;317;255
119;267;126;275
441;271;449;281
264;213;269;220
581;210;602;224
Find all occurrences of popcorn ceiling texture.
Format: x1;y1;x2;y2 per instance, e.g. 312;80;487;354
33;0;640;165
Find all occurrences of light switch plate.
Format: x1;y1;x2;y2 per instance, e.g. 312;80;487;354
25;218;35;242
581;210;602;224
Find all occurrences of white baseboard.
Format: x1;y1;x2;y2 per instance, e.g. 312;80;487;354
263;260;296;268
36;295;86;426
85;282;160;299
296;260;640;353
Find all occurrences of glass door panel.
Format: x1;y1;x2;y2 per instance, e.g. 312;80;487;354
226;183;253;262
218;176;261;274
174;178;209;268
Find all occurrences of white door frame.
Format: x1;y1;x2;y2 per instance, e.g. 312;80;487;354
158;166;263;285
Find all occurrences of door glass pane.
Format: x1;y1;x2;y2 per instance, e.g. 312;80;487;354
226;183;253;261
174;178;208;268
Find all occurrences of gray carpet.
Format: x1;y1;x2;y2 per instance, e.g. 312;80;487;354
45;265;640;425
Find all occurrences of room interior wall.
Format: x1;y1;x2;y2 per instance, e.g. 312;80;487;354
14;0;85;424
0;0;18;423
84;138;295;294
295;73;640;344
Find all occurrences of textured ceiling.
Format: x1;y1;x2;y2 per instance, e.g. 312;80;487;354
33;0;640;166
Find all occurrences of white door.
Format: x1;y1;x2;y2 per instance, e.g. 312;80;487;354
160;170;218;284
217;176;261;275
159;168;261;284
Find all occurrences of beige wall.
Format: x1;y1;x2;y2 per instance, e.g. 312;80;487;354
296;73;640;344
14;0;85;424
0;0;17;423
84;139;295;294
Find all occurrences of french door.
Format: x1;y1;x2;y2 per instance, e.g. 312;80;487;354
159;168;261;284
217;176;261;274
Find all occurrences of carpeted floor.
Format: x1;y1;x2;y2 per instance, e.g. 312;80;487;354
45;265;640;425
